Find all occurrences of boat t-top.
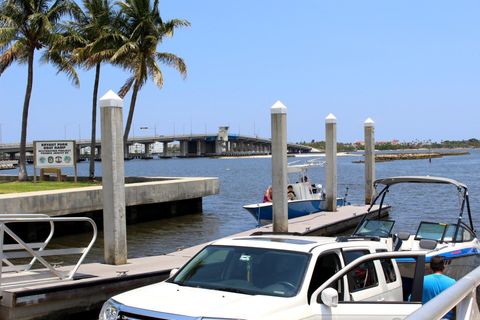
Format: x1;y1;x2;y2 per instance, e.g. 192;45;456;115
352;176;480;280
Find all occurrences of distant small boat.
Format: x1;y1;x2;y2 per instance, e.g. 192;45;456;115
243;158;348;224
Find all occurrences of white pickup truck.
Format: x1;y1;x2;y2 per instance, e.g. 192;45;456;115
99;234;427;320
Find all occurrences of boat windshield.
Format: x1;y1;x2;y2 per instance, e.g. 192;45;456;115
416;222;476;243
415;222;447;241
354;219;395;237
170;245;310;297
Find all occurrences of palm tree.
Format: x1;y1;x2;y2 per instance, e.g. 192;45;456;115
51;0;120;180
112;0;190;151
0;0;77;181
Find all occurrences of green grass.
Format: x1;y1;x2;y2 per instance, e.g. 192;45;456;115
0;181;101;194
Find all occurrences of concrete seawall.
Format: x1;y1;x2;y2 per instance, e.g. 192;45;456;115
0;177;219;217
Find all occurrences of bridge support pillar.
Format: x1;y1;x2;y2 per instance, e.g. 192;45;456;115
163;142;169;157
196;140;202;156
180;141;188;156
9;152;16;160
215;141;223;155
125;144;132;157
144;143;151;156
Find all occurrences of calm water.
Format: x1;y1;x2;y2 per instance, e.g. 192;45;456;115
3;150;480;262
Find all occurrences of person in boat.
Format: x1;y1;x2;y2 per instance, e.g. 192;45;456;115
263;186;273;203
299;175;314;193
287;185;296;200
422;256;456;319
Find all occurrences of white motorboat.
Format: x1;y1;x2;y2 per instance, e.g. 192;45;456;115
352;176;480;284
242;158;348;224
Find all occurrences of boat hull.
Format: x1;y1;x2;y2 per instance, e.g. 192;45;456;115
243;198;346;222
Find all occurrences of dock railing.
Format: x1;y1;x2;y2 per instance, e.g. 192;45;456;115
0;214;97;288
406;264;480;320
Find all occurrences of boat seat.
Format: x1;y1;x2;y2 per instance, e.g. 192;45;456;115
392;235;402;251
419;239;437;250
397;232;411;241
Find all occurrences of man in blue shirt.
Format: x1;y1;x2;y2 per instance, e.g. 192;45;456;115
423;256;456;319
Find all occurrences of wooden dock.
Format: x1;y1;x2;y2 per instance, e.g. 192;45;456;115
0;204;388;320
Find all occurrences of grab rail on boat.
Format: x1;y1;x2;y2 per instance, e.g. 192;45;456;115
0;214;97;287
406;264;480;320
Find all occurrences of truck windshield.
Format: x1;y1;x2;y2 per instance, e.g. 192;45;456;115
170;245;310;297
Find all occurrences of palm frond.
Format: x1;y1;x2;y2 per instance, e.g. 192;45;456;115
118;76;135;98
111;40;138;62
86;48;116;65
147;58;163;88
0;27;17;51
41;49;80;87
162;18;190;37
47;0;74;24
0;42;22;75
156;52;187;78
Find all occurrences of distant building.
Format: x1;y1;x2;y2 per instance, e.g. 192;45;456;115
354;139;400;147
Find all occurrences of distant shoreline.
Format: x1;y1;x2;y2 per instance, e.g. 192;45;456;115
217;148;473;160
218;152;355;159
352;150;470;163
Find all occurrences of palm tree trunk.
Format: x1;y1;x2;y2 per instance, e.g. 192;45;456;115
123;79;140;157
18;50;35;181
88;63;101;180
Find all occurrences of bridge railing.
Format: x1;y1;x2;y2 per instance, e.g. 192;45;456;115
406;264;480;320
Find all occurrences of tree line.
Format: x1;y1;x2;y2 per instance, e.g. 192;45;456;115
301;138;480;152
0;0;189;181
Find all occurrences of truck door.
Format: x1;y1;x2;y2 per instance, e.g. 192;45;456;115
307;250;345;303
342;249;385;301
308;252;425;320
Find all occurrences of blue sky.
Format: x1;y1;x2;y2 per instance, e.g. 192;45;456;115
1;0;479;143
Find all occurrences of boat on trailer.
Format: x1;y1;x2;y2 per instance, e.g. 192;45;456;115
243;158;348;224
352;176;480;281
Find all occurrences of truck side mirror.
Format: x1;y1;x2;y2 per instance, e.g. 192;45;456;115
169;268;179;278
321;288;338;307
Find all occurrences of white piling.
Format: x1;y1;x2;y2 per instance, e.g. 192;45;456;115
100;90;127;265
271;101;288;232
325;113;337;212
364;118;375;204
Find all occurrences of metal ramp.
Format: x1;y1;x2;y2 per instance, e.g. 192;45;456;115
0;214;97;290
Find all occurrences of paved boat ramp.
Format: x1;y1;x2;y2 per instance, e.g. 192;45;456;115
0;204;388;320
